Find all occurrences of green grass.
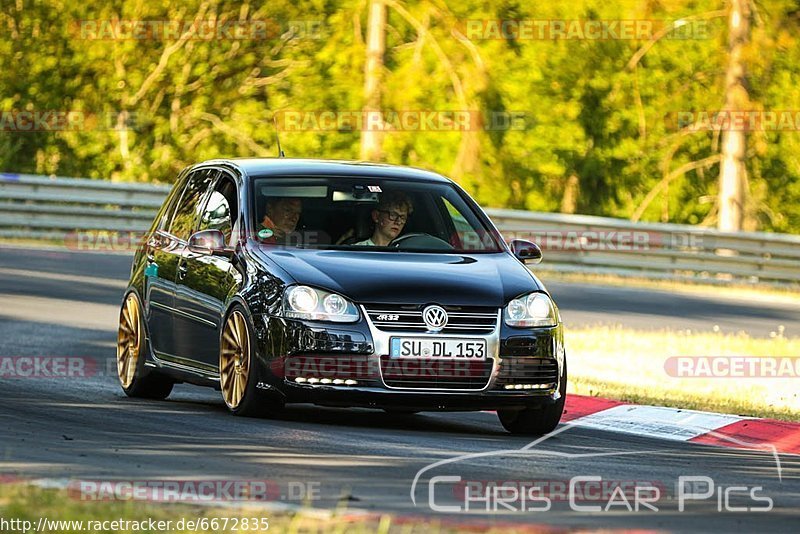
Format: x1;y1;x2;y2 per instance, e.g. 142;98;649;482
0;484;382;533
567;325;800;421
0;484;536;534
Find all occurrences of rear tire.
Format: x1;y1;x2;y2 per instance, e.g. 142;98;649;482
497;361;567;436
117;293;174;400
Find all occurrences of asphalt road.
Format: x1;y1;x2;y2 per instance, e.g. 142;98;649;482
1;246;799;532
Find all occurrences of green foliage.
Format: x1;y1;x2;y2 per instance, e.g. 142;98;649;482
1;0;798;233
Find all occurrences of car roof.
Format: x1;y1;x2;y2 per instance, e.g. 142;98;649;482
196;158;452;184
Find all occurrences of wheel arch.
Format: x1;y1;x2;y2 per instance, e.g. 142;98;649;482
120;286;157;365
219;296;286;408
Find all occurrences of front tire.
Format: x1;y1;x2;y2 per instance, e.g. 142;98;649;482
497;361;567;436
219;305;274;417
117;292;174;399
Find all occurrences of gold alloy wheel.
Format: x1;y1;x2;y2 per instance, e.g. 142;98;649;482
117;294;141;389
220;310;250;409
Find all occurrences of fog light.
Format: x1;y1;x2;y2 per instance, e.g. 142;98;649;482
504;383;557;390
293;376;358;386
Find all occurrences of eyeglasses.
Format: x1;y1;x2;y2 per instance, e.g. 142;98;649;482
379;210;408;223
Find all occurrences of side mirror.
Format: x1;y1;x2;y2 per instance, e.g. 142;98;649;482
510;239;542;264
188;229;234;258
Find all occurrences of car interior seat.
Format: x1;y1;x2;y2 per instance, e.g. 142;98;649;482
338;203;376;245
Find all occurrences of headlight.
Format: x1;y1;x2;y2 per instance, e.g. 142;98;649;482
283;285;359;322
504;292;557;327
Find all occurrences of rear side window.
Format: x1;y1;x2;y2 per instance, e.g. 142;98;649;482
168;169;215;241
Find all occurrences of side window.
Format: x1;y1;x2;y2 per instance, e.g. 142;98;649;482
198;173;237;244
443;199;472;234
168;169;215;241
153;170;189;233
442;197;492;251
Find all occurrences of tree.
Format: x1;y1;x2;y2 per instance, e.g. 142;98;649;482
360;0;386;161
2;0;799;234
718;0;751;232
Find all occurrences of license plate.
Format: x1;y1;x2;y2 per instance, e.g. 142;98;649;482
389;338;487;359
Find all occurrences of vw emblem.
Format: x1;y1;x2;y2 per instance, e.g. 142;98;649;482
423;305;448;332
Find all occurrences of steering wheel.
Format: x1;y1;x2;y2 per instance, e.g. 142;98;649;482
389;233;454;251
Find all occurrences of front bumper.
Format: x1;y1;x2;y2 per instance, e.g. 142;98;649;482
280;384;560;411
254;306;565;411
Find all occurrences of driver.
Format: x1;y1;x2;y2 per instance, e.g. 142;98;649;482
259;197;302;242
355;192;413;246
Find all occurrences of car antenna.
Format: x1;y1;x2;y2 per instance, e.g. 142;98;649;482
273;116;285;158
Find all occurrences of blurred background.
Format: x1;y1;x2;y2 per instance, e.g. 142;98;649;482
1;4;800;527
1;0;798;233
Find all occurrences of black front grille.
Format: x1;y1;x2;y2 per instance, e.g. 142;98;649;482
365;304;497;334
380;356;493;390
495;356;559;387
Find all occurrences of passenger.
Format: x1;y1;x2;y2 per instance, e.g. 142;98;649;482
259;197;302;241
355;192;413;246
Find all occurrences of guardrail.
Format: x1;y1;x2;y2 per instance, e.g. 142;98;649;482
490;210;800;285
0;173;167;240
2;172;799;286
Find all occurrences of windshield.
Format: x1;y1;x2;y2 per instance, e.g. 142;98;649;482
250;176;502;253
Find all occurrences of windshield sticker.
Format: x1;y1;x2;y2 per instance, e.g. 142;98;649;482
258;228;274;239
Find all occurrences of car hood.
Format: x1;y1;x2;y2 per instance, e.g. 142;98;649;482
252;248;541;306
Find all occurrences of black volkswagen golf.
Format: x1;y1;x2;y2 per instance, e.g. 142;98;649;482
118;158;567;435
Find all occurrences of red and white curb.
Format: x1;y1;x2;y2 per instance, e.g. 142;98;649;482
563;395;800;456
